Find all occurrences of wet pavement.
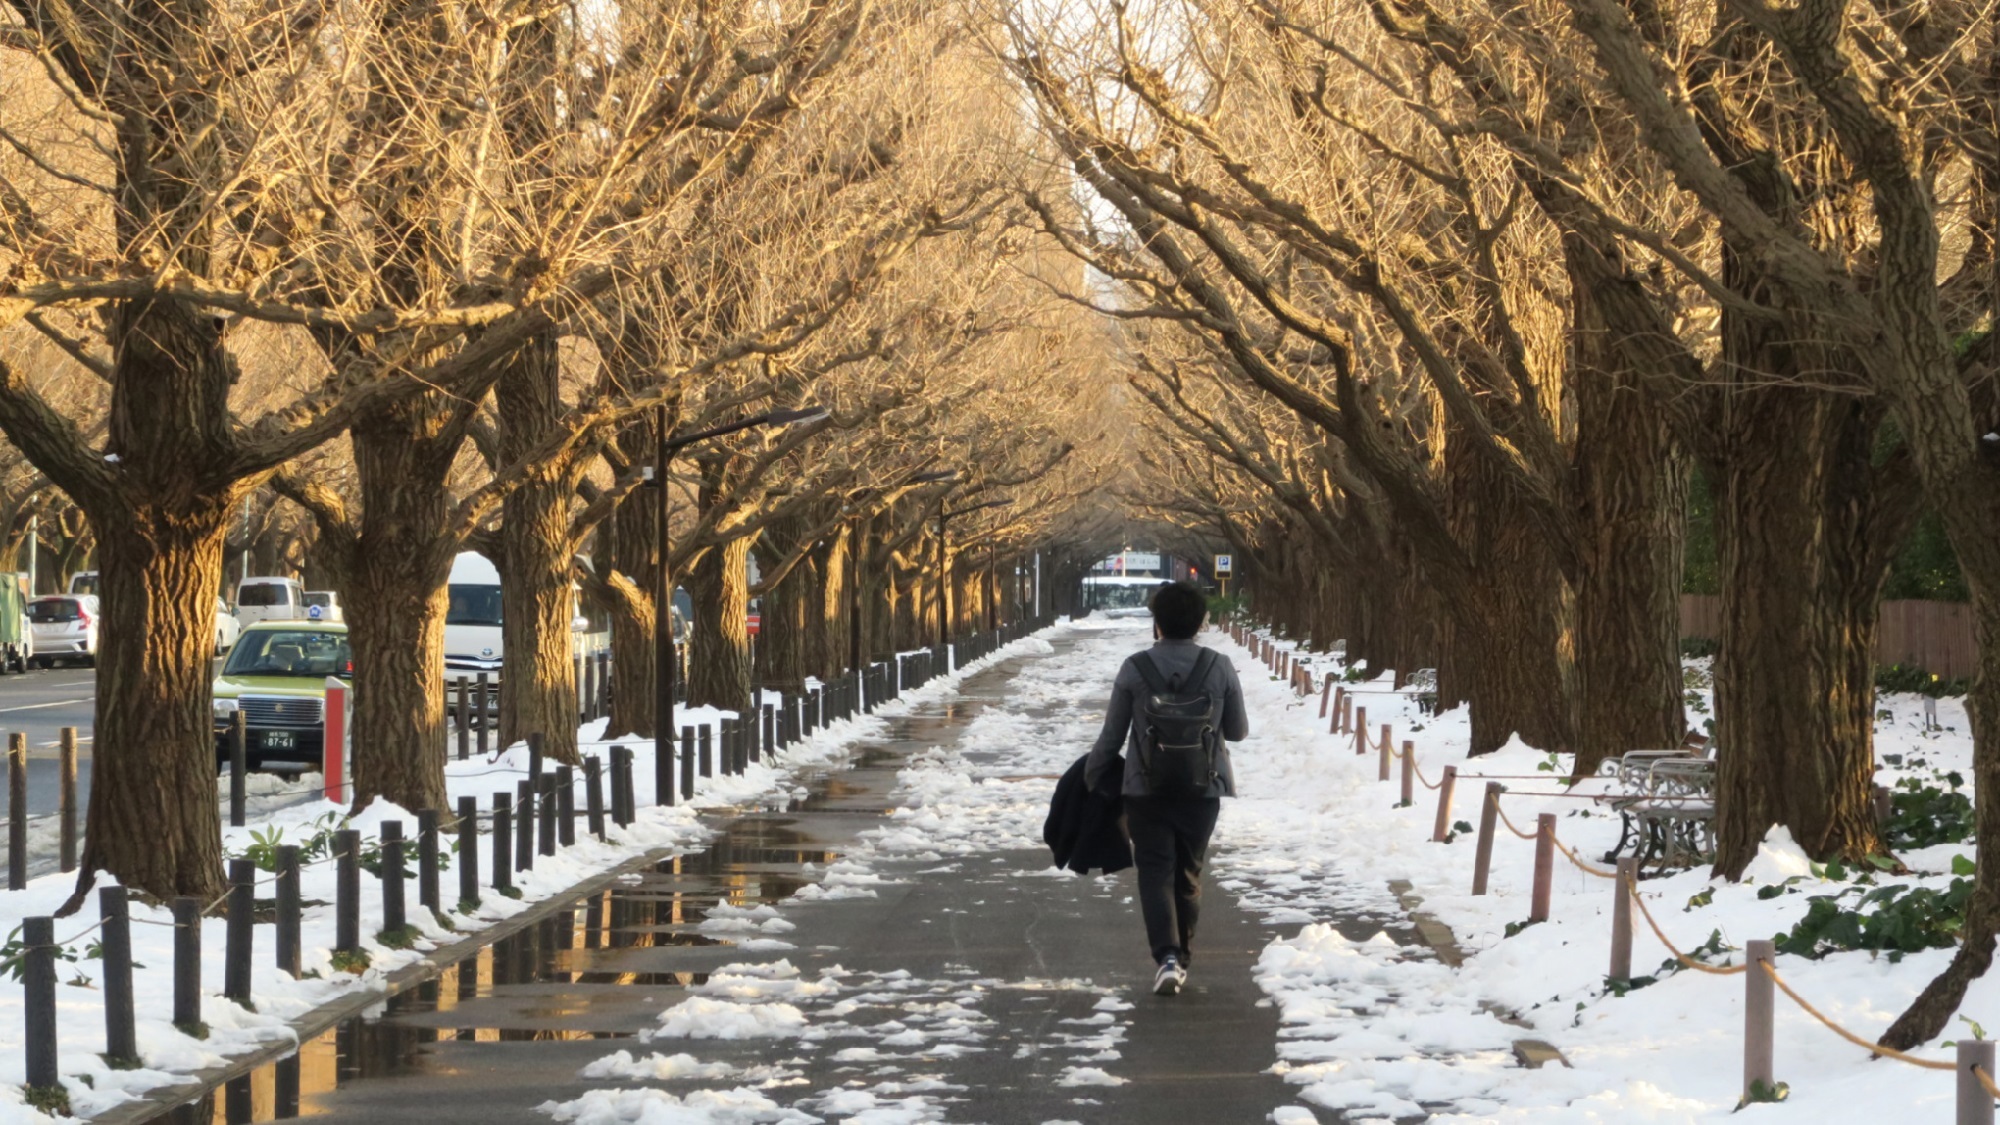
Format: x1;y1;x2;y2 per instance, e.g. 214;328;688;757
161;639;1343;1125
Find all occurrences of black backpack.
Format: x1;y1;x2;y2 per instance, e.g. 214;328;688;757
1131;649;1223;798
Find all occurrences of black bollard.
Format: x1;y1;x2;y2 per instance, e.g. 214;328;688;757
539;773;558;857
417;809;441;916
584;756;606;840
173;896;203;1032
698;724;713;778
456;677;470;761
275;845;301;976
515;779;535;871
556;765;576;847
380;821;407;935
101;887;137;1065
475;672;492;756
491;792;514;894
457;797;479;910
23;916;56;1091
680;726;695;800
225;858;254;1007
335;830;361;955
229;710;248;828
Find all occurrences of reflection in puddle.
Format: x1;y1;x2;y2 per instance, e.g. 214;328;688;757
170;819;834;1123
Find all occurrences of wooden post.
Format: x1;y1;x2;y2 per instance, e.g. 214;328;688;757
698;724;713;778
58;727;77;873
456;797;479;909
584;756;606;840
1957;1040;1995;1125
1874;784;1893;829
417;809;441;915
1744;939;1776;1102
1529;814;1556;923
1354;707;1369;755
229;709;248;827
490;793;513;894
556;765;576;847
1472;783;1503;895
334;830;361;955
475;672;491;756
225;858;254;1006
173;895;202;1031
1329;686;1345;734
100;887;137;1065
680;726;696;800
22;915;57;1091
1609;858;1636;983
380;820;407;934
609;746;631;826
1432;765;1458;842
276;845;301;975
762;704;776;764
1400;741;1415;806
8;731;25;890
1378;723;1393;780
1341;693;1353;735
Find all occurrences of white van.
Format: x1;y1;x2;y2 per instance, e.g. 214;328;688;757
444;552;504;683
235;576;306;626
67;572;98;597
303;590;344;623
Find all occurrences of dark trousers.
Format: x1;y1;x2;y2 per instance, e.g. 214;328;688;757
1124;795;1220;965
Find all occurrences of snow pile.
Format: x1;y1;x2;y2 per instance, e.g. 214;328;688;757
1214;622;1985;1122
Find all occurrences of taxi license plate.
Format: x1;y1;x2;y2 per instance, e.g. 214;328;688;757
263;731;295;751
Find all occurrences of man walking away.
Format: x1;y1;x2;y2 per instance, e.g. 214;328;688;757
1084;580;1248;996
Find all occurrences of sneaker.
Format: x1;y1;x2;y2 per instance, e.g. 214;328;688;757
1153;956;1187;996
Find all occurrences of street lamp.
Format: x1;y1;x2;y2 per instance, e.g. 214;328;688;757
653;404;828;806
846;470;958;675
936;496;1010;652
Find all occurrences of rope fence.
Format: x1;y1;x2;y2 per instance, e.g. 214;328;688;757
1235;620;1999;1122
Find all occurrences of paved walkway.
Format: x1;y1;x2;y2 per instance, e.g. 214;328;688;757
206;636;1335;1124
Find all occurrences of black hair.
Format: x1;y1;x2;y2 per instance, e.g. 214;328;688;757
1149;580;1208;640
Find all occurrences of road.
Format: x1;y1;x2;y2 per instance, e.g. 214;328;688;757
0;661;98;816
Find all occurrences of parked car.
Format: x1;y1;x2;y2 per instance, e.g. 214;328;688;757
235;576;306;626
28;595;98;667
303;590;344;623
215;596;242;654
67;572;98;597
213;621;351;772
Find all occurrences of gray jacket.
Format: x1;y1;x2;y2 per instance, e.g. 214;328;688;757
1085;639;1249;798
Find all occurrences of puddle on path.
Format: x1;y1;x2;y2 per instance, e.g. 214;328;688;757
158;707;962;1125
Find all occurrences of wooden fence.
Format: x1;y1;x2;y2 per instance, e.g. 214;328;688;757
1680;595;1977;681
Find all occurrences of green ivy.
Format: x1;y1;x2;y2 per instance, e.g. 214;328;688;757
1882;776;1976;850
1773;878;1973;962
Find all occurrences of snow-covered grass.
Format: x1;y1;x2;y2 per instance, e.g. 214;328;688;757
1223;625;1983;1122
0;636;1048;1124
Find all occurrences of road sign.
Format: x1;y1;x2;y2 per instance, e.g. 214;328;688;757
1214;554;1233;576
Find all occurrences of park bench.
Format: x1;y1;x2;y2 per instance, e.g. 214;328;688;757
1405;668;1438;714
1594;742;1718;871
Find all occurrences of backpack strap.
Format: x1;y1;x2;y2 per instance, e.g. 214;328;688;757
1188;648;1218;692
1131;652;1171;694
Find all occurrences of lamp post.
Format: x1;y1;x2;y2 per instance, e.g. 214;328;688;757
935;497;1010;652
653;404;827;804
847;470;956;674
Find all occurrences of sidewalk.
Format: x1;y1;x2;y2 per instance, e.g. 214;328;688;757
242;623;1334;1124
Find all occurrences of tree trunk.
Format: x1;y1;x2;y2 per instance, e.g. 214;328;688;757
1441;448;1576;756
687;538;752;714
494;335;581;763
603;421;660;739
1569;288;1689;774
325;398;475;813
819;527;851;675
82;505;232;903
1708;377;1908;876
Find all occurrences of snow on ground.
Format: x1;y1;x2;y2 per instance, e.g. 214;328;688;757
0;638;1046;1124
556;615;1986;1123
1223;627;1985;1123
